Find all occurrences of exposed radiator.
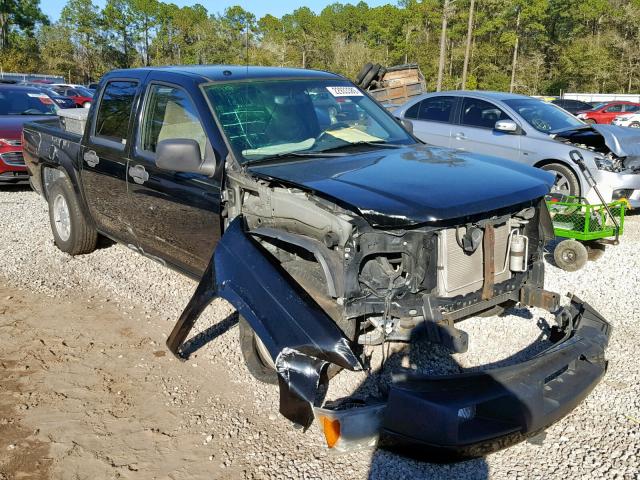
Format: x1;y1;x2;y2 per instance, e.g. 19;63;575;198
436;222;511;298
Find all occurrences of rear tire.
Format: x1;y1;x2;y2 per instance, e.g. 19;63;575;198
553;239;588;271
541;162;581;197
355;63;373;85
83;102;91;108
360;64;381;89
47;177;97;255
585;118;596;124
630;121;640;128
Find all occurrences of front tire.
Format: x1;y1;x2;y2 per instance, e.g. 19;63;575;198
239;315;278;385
47;177;97;255
541;162;581;197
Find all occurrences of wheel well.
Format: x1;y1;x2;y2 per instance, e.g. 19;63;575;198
41;165;68;200
532;159;582;195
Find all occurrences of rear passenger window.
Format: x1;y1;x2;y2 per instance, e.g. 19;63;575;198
94;80;138;144
139;84;207;160
461;98;511;129
624;104;640;112
415;96;456;123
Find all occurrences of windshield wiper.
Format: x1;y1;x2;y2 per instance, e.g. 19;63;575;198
313;141;403;154
245;150;348;167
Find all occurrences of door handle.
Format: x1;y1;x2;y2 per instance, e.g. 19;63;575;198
128;164;149;185
83;150;99;167
454;132;466;140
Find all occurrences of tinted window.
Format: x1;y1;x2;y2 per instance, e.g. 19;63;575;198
623;104;640;112
404;101;420;119
416;96;455;123
95;81;138;143
461;98;510;128
605;104;623;113
140;84;207;160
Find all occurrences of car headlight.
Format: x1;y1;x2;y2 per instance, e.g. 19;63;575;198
594;157;614;170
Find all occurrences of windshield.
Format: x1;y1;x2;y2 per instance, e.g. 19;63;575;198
204;79;414;163
0;89;57;115
503;98;584;133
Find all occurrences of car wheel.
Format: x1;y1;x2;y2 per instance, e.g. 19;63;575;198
239;315;278;385
541;163;581;197
630;121;640;128
360;64;381;89
585;118;596;124
355;63;373;85
47;177;97;255
553;239;588;272
83;102;91;108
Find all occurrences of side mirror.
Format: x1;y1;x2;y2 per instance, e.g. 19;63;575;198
494;119;519;133
156;138;215;175
400;118;414;134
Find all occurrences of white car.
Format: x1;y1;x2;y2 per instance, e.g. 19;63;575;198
612;113;640;128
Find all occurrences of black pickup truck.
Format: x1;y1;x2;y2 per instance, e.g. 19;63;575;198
22;66;610;458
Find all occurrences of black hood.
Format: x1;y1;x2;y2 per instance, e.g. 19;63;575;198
249;144;555;227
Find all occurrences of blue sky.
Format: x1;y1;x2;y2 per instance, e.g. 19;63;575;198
40;0;395;22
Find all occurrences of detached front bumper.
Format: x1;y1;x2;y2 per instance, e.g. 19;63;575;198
314;295;610;459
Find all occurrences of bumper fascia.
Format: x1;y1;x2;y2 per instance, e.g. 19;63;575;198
315;295;610;459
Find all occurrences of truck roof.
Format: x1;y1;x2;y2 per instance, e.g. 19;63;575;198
106;65;344;83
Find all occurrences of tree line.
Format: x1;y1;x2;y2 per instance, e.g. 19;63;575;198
0;0;639;95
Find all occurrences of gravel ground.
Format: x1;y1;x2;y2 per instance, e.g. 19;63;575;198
0;185;639;479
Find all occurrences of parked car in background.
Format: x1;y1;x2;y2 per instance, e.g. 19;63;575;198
52;86;94;108
612;112;640;128
551;98;594;115
576;101;640;124
86;82;99;90
0;85;57;184
394;91;640;207
32;87;76;109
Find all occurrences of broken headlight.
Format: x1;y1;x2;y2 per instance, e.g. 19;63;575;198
594;156;614;170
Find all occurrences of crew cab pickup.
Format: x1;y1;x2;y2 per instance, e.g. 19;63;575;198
22;66;610;459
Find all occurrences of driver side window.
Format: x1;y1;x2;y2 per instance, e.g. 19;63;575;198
605;104;623;113
139;84;207;160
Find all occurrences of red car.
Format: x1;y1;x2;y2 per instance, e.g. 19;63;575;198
52;86;94;108
576;101;640;124
0;85;57;184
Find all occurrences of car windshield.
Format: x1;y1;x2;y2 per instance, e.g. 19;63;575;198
503;98;584;133
204;79;414;163
0;89;57;115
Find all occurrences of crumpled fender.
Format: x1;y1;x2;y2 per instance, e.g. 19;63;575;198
168;216;362;428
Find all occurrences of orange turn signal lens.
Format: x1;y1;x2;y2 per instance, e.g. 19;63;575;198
319;416;341;448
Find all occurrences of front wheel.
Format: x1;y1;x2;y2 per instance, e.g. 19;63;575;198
553;239;588;272
239;315;278;385
47;177;97;255
541;163;581;197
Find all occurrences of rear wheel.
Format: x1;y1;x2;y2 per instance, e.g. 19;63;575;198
553;239;588;272
47;177;97;255
585;118;596;124
630;121;640;128
541;163;581;197
82;101;91;108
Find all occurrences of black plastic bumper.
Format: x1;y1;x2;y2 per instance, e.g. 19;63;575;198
378;295;610;459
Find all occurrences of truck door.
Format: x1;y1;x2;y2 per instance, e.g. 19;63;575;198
127;78;222;278
81;78;142;245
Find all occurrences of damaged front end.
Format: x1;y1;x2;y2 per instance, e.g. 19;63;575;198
315;295;610;459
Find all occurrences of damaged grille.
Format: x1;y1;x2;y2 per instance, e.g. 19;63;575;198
436;222;511;298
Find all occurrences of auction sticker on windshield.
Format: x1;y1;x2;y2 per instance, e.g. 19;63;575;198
326;86;363;97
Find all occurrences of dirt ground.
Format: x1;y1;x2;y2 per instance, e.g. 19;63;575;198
0;284;258;480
